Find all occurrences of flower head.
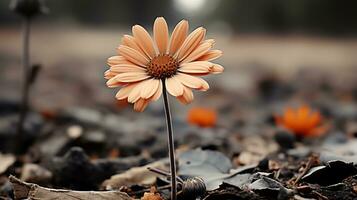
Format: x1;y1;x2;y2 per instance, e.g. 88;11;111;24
105;17;223;112
275;105;328;137
187;107;217;127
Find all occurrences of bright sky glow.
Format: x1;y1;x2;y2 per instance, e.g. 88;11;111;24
173;0;207;14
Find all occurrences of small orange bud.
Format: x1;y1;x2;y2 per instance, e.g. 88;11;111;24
141;187;163;200
187;107;217;128
275;105;328;137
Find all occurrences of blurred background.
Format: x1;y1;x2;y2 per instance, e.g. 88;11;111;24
2;1;357;197
0;0;357;113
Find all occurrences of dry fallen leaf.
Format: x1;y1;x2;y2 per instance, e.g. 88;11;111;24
102;160;168;190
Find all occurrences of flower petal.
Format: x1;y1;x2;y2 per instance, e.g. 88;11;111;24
197;78;209;91
197;50;222;61
104;70;117;79
121;35;148;59
165;76;184;97
107;56;130;67
127;80;147;103
114;72;149;83
151;80;163;101
154;17;169;54
106;75;125;88
178;61;213;74
306;112;321;129
115;83;139;100
210;64;224;74
140;79;160;99
117;45;149;67
177;86;194;105
181;39;214;63
134;98;150;112
175;72;204;89
110;64;146;73
283;108;298;130
169;20;189;55
132;25;156;58
176;27;206;62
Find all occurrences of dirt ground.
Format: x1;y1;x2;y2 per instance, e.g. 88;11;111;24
1;25;356;111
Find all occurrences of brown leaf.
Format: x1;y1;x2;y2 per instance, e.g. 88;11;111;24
102;160;168;190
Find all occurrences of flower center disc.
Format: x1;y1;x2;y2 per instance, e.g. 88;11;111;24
147;54;179;79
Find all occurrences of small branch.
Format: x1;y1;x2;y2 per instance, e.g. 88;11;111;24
147;167;184;183
9;175;132;200
294;154;319;185
162;79;177;200
312;191;329;200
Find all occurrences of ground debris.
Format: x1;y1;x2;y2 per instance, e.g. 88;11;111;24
102;159;168;190
9;175;132;200
0;154;15;174
20;163;52;184
141;187;164;200
203;184;265;200
301;160;357;186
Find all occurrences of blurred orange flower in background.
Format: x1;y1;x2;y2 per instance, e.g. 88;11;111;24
275;105;328;137
187;107;217;127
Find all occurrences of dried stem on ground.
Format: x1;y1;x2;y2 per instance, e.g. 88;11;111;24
9;175;132;200
294;154;319;185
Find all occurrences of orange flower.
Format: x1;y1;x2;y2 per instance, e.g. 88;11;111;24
187;107;217;127
104;17;223;112
275;105;328;137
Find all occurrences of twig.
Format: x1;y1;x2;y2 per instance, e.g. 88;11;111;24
312;191;329;200
147;167;184;183
294;154;318;185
